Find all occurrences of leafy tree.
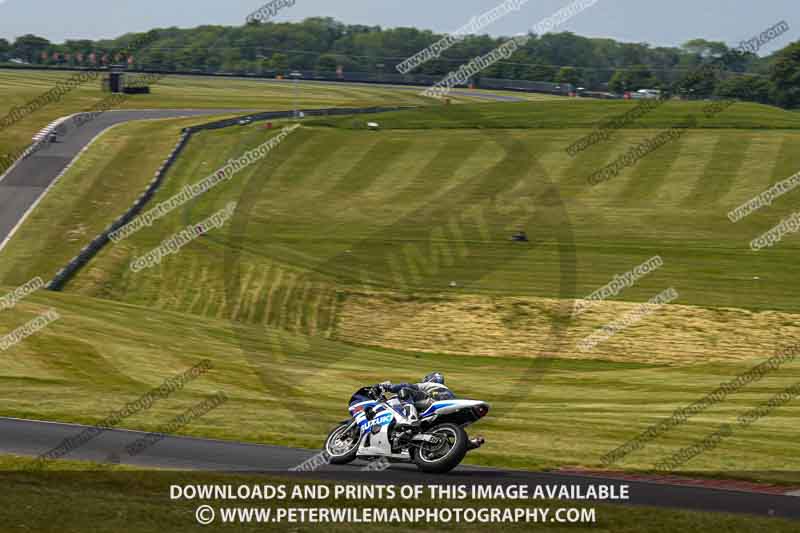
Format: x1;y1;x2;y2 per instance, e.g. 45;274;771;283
16;18;777;93
674;64;720;98
555;66;582;86
608;66;657;93
536;32;594;67
12;34;50;63
270;52;289;74
145;49;170;70
525;64;558;82
608;70;628;93
682;39;728;60
715;75;773;104
316;53;341;73
717;49;753;73
770;41;800;109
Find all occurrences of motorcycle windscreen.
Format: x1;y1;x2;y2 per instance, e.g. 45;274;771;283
349;386;377;405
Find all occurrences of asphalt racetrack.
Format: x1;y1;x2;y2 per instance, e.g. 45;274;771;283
1;417;798;520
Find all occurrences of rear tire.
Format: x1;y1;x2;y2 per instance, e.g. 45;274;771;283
412;423;468;474
324;421;360;465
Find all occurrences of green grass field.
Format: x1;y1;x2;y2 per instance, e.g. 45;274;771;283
1;96;800;483
5;100;798;362
7;101;800;310
305;100;800;130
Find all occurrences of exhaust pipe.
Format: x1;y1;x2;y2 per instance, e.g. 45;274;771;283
467;436;485;450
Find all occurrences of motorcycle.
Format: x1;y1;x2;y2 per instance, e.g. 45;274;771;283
324;385;489;473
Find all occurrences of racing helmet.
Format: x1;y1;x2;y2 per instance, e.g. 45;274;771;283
422;372;445;385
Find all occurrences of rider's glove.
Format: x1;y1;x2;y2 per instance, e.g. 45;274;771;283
379;381;392;392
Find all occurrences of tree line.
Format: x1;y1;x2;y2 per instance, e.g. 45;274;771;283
1;17;797;108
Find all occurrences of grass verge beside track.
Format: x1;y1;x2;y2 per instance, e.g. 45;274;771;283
2;456;797;533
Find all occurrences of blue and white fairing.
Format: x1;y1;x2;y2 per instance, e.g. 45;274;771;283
346;396;490;460
349;400;397;434
418;399;488;420
348;398;409;459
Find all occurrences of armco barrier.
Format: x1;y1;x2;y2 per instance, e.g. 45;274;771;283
0;65;572;95
46;105;412;290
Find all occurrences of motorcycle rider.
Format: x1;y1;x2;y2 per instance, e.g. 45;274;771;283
379;372;454;426
350;372;452;427
346;372;484;452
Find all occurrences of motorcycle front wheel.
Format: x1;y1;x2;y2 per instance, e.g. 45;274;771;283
324;421;360;465
412;423;468;474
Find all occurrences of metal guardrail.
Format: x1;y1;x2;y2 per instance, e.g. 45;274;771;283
0;64;571;95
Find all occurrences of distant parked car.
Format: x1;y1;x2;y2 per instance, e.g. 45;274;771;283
633;89;661;99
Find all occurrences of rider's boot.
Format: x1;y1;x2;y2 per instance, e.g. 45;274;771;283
396;404;420;430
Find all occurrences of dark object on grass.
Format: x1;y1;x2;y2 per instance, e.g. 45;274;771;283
123;86;151;95
511;230;529;242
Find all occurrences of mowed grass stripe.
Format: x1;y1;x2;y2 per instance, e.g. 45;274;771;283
71;126;260;304
579;129;694;206
348;133;435;204
367;137;558;292
416;133;539;214
761;133;800;209
324;137;414;198
614;134;688;207
293;131;385;202
563;132;634;199
240;134;519;292
418;134;558;233
268;128;345;191
530;131;585;186
771;132;800;180
653;131;720;206
682;132;754;207
282;135;511;289
718;132;787;210
382;134;495;208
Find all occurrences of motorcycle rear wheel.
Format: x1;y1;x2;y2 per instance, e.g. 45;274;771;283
412;423;468;474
